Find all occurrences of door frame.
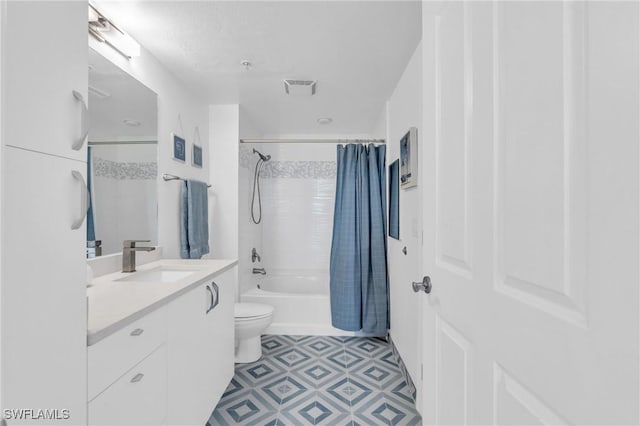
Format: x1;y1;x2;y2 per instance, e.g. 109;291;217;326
418;2;442;423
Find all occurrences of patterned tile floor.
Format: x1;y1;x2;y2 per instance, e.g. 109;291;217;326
207;335;422;426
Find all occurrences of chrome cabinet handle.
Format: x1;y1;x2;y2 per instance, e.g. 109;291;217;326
130;373;144;383
211;281;219;311
412;276;432;294
206;284;214;314
71;170;88;230
130;328;144;336
206;282;220;314
72;90;88;151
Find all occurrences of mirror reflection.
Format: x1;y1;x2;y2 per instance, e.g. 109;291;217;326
87;48;158;257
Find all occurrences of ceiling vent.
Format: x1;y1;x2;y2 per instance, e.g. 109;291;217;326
284;80;317;96
88;85;110;99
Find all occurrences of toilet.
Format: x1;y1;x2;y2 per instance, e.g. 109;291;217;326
234;303;275;363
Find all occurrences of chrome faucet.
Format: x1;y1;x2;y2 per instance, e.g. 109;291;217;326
251;248;261;263
122;240;156;273
252;268;267;275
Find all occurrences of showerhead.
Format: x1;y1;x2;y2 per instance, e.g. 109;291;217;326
253;148;271;162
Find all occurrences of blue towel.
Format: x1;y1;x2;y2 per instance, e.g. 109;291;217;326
180;180;210;259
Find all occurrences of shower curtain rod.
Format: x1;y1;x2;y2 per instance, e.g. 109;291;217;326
88;140;157;146
239;138;385;144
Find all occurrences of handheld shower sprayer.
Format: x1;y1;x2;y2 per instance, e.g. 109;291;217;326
251;148;271;224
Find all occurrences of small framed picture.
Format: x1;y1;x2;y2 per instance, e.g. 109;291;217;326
192;144;203;168
400;127;418;189
172;133;186;162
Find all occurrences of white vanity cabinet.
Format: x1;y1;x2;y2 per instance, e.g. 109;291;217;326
87;265;236;426
87;307;168;426
4;1;88;161
3;147;89;425
1;1;88;424
88;345;167;426
167;268;235;426
88;307;168;402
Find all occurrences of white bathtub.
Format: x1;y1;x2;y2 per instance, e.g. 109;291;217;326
241;272;354;336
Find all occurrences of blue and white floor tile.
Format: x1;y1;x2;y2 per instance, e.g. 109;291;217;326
208;335;422;425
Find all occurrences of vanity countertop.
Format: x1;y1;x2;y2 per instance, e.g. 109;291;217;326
87;258;237;346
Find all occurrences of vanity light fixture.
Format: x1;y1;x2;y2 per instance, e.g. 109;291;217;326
89;4;140;59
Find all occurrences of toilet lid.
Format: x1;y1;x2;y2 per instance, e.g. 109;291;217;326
235;303;274;319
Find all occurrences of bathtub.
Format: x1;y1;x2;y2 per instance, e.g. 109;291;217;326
241;272;354;336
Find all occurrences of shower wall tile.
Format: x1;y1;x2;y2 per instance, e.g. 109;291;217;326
261;178;335;272
238;166;263;296
240;143;337;281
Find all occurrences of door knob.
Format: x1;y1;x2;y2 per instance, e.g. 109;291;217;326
412;276;432;294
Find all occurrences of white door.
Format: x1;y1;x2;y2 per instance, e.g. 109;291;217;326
420;2;638;425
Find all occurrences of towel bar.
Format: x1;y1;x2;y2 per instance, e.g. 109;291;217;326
162;173;212;188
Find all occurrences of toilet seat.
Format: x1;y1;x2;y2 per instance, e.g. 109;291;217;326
235;303;274;320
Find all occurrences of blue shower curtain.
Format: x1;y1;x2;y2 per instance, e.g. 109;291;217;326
330;144;389;336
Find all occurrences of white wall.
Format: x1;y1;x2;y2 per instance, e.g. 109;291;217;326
383;42;423;396
89;38;210;259
209;105;240;261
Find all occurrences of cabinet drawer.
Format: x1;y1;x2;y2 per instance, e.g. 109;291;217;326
89;306;167;401
89;344;167;426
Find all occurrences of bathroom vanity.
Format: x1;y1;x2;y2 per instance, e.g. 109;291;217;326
86;258;237;426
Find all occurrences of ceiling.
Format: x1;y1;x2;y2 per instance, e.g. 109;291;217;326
95;1;422;136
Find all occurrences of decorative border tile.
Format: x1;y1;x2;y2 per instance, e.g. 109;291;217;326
261;160;336;179
239;145;336;178
93;157;157;180
239;144;255;170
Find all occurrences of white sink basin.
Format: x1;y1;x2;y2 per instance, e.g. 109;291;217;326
117;267;198;283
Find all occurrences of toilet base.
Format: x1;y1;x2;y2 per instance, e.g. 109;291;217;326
235;336;263;363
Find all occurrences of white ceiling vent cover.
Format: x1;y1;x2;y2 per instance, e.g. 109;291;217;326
284;80;317;96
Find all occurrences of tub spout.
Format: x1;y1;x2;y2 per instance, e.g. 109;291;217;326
252;268;267;275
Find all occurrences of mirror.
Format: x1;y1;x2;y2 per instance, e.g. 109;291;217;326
87;48;158;257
